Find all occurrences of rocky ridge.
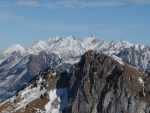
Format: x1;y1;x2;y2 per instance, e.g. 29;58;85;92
0;51;150;113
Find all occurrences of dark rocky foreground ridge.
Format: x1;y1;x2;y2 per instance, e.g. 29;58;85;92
67;51;150;113
1;51;150;113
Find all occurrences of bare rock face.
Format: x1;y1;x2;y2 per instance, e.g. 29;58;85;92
1;51;150;113
68;51;150;113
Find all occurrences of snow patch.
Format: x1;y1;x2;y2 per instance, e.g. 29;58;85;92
4;44;26;56
45;88;68;113
112;55;124;65
13;76;47;111
138;77;144;85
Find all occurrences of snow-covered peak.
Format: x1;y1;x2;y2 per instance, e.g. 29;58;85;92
83;37;95;42
47;36;84;59
28;40;48;54
114;41;133;49
133;44;146;51
1;36;149;71
3;44;26;56
48;36;62;42
82;36;98;50
48;36;77;44
65;35;76;40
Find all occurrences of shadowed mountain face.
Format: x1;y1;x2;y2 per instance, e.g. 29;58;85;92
67;51;150;113
0;51;61;101
1;51;150;113
117;47;150;73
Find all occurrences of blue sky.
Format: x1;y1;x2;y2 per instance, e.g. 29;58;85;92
0;0;150;50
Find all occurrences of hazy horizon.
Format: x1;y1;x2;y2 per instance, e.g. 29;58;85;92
0;0;150;50
1;35;149;52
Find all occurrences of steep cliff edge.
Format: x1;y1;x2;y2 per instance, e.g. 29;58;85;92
68;51;150;113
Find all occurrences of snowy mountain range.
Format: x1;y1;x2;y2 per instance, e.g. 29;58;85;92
0;36;150;101
1;36;150;70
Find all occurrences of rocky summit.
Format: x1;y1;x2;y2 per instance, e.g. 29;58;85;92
0;51;150;113
68;51;150;113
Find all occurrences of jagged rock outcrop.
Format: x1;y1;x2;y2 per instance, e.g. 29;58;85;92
1;51;150;113
68;51;150;113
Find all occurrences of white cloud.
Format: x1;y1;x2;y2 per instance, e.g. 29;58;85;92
0;0;149;8
45;0;150;8
129;0;150;4
16;0;40;7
